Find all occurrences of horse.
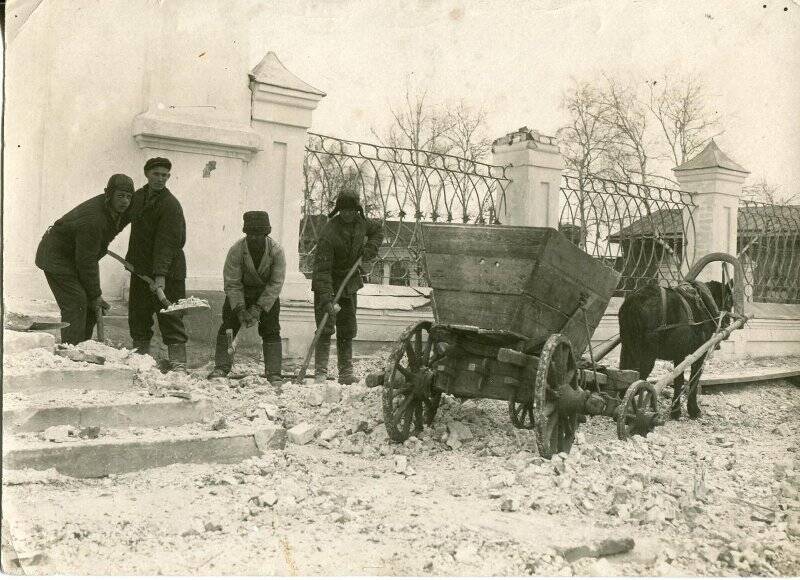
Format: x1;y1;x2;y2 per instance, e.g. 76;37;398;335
618;279;733;419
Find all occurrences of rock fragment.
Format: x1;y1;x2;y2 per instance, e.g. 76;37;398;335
287;423;318;445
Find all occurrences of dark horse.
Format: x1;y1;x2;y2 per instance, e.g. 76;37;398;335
619;280;732;419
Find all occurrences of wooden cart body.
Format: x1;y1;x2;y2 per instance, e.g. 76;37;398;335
421;224;620;356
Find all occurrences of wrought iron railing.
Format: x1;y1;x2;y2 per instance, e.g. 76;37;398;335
738;200;800;303
301;133;511;285
559;174;697;295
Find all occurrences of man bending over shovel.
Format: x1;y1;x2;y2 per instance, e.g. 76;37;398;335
207;211;286;382
35;174;134;344
312;186;382;384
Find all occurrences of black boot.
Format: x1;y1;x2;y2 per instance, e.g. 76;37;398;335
337;338;356;385
165;343;187;374
263;341;283;384
314;337;331;382
208;333;231;378
132;340;151;356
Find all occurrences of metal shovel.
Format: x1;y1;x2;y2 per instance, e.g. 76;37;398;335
294;257;362;383
105;250;209;316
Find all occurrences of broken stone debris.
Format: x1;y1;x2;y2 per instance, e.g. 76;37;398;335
287;422;318;445
42;424;77;442
254;424;287;450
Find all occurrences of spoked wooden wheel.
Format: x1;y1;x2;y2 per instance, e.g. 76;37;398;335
534;334;581;459
616;380;659;440
382;321;441;442
509;382;534;429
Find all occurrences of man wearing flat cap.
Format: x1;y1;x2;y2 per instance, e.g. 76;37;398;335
123;157;189;371
35;174;134;344
207;211;286;382
312;185;383;384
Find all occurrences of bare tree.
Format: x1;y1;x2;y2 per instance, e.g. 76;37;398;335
441;101;492;162
599;75;654;185
371;83;453;155
647;74;722;167
557;80;617;181
742;178;800;205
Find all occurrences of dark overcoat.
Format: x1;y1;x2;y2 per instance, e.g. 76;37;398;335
124;185;186;279
35;194;124;299
312;215;383;296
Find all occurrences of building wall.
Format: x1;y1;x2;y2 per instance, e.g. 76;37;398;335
3;0;259;301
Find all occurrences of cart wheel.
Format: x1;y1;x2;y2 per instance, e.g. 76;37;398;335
382;321;439;443
616;380;659;440
534;334;580;459
509;387;534;429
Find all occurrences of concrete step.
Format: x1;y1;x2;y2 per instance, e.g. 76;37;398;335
2;425;285;478
3;396;214;434
3;368;135;394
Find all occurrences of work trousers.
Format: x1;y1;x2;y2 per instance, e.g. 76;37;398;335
216;294;281;344
313;291;357;339
44;271;97;345
128;275;188;345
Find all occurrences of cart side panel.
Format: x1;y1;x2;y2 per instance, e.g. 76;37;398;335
430;290;521;331
422;224;553;329
515;232;620;354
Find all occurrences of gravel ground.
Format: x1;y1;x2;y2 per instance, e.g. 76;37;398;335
3;345;799;576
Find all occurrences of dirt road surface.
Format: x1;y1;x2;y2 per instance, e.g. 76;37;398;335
3;366;799;576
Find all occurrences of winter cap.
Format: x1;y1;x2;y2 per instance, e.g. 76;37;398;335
243;211;271;234
104;174;135;195
328;185;364;218
144;157;172;172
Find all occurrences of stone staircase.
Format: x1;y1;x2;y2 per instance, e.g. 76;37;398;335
2;337;285;478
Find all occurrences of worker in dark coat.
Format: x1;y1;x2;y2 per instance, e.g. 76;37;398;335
208;211;286;382
312;185;383;384
35;174;134;344
123;157;188;371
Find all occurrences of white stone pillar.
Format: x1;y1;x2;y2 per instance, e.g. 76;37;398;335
673;140;749;282
247;52;325;301
490;127;563;228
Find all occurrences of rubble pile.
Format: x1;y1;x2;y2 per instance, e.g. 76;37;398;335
3;341;157;376
3;335;799;575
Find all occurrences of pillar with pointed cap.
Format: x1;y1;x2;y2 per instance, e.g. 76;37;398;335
673;139;749;282
246;51;326;301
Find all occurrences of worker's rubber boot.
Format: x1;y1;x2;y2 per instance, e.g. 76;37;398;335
337;338;357;385
207;334;231;378
132;340;151;356
165;343;188;374
263;341;283;385
314;337;331;382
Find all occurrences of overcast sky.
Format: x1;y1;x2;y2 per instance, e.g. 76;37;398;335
246;0;800;195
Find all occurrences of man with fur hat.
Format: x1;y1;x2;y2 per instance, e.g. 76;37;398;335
123;157;189;371
312;184;383;384
207;211;286;381
35;174;134;344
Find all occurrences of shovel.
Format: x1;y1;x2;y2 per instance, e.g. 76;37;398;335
295;257;362;383
105;250;209;316
3;312;70;332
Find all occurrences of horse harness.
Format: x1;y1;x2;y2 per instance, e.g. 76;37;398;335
654;281;720;334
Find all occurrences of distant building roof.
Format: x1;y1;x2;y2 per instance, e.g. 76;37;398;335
673;140;749;173
607;204;800;242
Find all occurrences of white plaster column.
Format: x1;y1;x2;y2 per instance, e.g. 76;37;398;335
490;127;563;228
247;52;325;301
673;140;749;282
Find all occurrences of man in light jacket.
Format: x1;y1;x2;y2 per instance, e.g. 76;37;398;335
208;211;286;382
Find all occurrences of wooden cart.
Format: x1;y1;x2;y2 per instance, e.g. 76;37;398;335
372;224;749;459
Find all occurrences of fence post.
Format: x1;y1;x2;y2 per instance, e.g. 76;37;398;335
490;127;563;228
247;52;326;300
673;140;749;282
